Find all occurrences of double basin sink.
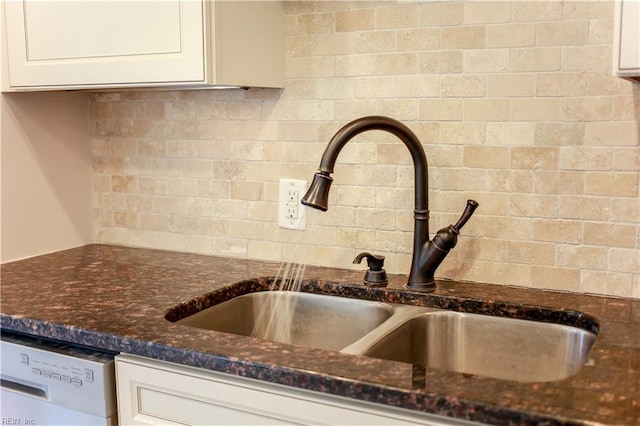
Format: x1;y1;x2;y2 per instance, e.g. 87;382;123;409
168;290;597;383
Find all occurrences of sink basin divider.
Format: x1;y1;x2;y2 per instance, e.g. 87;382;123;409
340;305;439;355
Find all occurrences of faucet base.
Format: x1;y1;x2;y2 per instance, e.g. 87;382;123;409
406;282;436;292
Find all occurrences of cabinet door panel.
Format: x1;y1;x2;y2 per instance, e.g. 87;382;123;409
136;386;291;425
24;2;182;60
5;0;205;88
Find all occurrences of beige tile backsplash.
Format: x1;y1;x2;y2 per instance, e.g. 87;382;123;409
92;1;639;298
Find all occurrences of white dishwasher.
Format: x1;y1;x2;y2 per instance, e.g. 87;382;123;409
0;332;117;426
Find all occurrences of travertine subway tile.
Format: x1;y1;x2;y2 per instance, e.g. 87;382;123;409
89;0;639;299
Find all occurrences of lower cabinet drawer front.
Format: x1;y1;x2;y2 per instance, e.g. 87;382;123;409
135;384;288;425
116;355;475;426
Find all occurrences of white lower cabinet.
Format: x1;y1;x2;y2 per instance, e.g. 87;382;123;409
115;354;478;426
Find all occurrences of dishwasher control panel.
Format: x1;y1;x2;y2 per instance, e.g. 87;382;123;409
27;356;91;388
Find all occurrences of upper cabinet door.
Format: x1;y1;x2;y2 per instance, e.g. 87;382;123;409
2;1;284;91
4;1;206;89
613;0;640;80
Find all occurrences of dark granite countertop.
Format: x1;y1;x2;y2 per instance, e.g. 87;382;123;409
1;244;638;425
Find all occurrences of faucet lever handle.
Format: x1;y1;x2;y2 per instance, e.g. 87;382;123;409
453;199;479;232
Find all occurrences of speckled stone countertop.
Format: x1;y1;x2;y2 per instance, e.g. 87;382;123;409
1;245;638;425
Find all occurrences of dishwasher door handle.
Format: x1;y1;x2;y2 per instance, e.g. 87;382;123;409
1;377;49;400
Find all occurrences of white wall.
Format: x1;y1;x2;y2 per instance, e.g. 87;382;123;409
1;91;92;262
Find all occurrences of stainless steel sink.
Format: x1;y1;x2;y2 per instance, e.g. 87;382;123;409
355;311;596;382
175;291;395;351
171;289;597;382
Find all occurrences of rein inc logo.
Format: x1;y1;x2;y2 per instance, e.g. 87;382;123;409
2;419;35;425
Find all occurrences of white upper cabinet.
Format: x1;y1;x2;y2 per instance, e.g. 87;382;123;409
2;0;284;91
613;0;640;80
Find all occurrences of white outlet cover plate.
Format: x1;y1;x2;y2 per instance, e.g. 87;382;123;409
278;178;307;230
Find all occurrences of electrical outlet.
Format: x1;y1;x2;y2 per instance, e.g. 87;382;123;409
286;189;299;219
278;178;307;230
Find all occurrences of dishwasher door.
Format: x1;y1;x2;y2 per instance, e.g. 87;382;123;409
0;332;117;426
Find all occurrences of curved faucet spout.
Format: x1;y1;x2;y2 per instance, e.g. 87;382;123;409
302;116;477;291
313;116;429;216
